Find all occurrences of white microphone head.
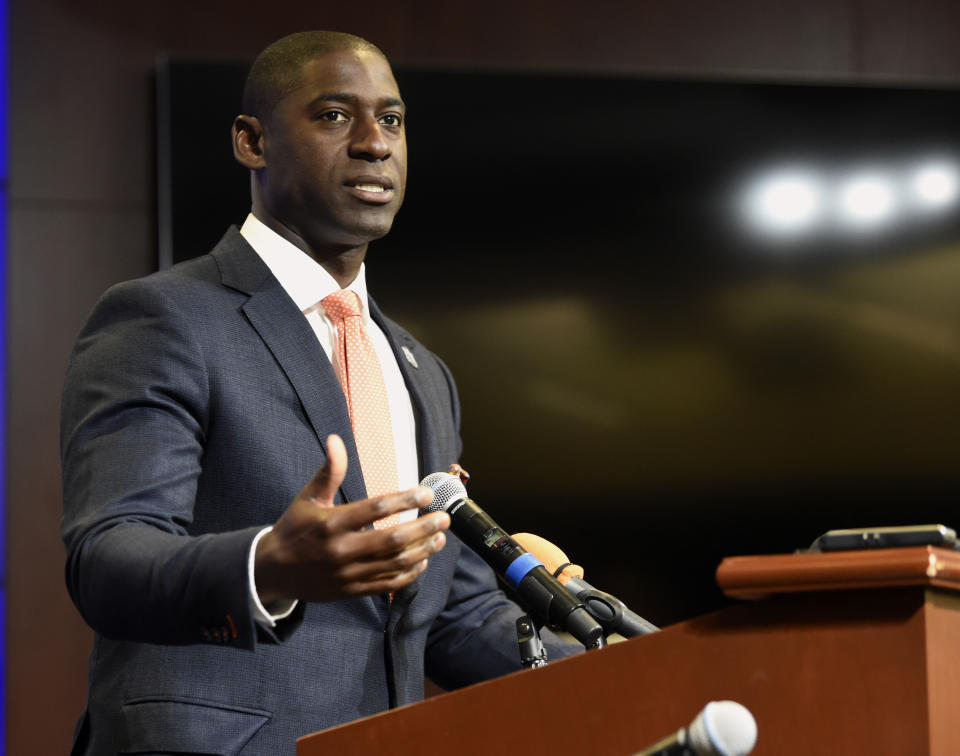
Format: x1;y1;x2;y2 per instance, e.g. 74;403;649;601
419;472;468;514
687;701;757;756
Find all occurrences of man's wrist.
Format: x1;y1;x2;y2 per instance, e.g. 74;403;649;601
249;526;297;626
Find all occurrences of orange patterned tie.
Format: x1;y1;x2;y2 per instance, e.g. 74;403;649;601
321;290;403;528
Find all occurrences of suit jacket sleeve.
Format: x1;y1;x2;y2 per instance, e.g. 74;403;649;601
60;277;294;650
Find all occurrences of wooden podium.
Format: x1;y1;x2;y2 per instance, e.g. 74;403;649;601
299;547;960;755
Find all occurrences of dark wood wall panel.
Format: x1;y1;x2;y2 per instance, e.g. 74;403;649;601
10;1;960;752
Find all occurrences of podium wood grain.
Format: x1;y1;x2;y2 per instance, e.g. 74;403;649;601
299;547;960;755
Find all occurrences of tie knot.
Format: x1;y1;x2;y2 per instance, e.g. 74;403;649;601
321;289;362;321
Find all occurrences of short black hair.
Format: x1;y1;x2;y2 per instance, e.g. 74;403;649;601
242;31;385;121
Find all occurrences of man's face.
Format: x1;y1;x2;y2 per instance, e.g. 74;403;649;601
257;48;407;253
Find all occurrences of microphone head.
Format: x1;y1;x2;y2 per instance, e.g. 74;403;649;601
419;472;468;514
688;701;757;756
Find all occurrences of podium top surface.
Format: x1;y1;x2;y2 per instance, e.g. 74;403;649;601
717;545;960;599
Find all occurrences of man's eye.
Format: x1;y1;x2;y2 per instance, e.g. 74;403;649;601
379;114;402;128
318;111;348;123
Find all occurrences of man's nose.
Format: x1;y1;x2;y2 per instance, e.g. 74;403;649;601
348;117;391;161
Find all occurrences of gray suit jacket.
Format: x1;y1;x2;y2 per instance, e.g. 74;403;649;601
61;228;576;754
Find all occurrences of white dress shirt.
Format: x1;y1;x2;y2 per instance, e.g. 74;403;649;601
239;213;420;624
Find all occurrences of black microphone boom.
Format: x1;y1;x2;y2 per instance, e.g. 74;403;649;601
420;472;604;649
565;575;659;637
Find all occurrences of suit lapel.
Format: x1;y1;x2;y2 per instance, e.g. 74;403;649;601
210;228;368;505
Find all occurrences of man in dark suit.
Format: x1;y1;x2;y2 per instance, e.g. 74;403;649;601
61;31;577;754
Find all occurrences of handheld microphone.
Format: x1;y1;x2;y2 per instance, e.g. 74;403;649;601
419;472;604;649
634;701;757;756
513;533;658;637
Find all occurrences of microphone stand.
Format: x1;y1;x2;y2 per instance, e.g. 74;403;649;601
515;615;548;668
515;612;607;669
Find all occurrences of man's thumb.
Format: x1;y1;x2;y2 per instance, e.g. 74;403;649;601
304;434;348;505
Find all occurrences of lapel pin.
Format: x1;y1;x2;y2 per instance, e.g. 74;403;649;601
401;345;419;368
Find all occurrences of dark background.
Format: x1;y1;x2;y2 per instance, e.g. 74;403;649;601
11;1;960;752
158;61;960;625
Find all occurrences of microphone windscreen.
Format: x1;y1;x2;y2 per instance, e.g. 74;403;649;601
512;533;585;584
688;701;757;756
419;472;467;514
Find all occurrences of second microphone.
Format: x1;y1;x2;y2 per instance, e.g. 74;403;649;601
420;472;604;650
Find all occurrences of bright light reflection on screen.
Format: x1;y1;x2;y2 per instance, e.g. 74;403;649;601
738;156;960;251
743;170;823;237
911;161;959;210
838;171;898;229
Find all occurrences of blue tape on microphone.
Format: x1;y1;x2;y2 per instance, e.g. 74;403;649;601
504;552;543;589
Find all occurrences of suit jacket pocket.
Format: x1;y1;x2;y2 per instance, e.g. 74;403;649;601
119;696;271;755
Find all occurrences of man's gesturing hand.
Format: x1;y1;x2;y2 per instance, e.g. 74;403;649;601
254;434;450;605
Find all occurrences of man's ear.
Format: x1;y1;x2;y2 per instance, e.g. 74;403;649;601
233;115;266;169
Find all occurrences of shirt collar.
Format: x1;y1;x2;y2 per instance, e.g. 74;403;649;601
239;213;372;323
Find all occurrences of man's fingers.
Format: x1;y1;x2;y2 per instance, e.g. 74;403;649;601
319;506;449;564
302;434;349;506
339;560;431;597
319;486;435;533
334;528;447;580
369;511;449;556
